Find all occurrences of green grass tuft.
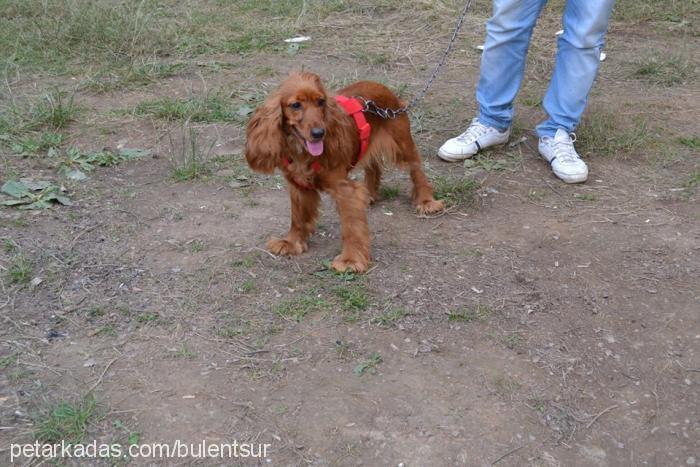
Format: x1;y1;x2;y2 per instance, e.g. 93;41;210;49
134;94;239;123
432;175;479;207
0;90;75;146
371;307;408;327
686;170;700;190
333;284;369;312
678;136;700;150
448;304;492;322
274;291;329;322
7;255;33;284
35;395;97;444
380;184;400;200
576;112;650;157
633;53;694;86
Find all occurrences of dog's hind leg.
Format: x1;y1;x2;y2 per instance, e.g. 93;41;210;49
363;158;382;204
397;139;445;215
267;186;320;256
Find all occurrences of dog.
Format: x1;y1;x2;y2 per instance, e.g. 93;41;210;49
245;71;444;273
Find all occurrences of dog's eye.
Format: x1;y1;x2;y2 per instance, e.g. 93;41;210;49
318;98;326;107
289;102;302;110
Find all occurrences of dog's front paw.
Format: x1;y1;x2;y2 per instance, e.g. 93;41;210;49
266;237;308;256
331;254;369;274
416;199;445;215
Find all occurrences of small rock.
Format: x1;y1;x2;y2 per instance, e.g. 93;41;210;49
46;330;66;340
687;457;696;465
580;445;607;462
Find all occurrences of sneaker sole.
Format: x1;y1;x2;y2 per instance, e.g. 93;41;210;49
554;172;588;184
438;138;510;162
437;148;476;162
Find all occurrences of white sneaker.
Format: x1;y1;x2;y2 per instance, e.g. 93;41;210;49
538;129;588;183
438;119;510;162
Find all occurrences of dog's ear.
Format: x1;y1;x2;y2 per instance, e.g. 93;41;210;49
245;91;284;174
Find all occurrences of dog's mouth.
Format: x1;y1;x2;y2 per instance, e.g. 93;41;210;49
292;127;324;157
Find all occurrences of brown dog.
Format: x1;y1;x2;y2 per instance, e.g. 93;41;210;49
245;71;444;273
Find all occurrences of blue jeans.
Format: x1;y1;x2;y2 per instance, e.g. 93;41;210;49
476;0;615;137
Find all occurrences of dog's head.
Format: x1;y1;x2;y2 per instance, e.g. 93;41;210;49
245;72;329;173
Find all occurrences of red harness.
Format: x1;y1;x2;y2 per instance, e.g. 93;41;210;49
334;94;371;161
282;95;371;190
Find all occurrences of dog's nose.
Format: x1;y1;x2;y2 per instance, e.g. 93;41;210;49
310;127;325;140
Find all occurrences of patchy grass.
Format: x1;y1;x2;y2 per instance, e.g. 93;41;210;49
576;112;650;157
6;255;33;284
353;352;383;376
2;239;16;253
371;307;408;327
632;53;694;86
613;0;700;23
333;283;370;312
678;136;700;150
135;311;159;325
685;170;700;192
380;184;401;200
239;279;256;293
502;333;524;350
134;94;241;124
461;247;483;257
168;126;213;182
170;343;196;359
85;61;186;93
274;290;329;322
574;193;597;202
335;340;355;361
34;395;98;444
355;50;390;66
10;132;64;156
0;0;175;72
217;319;249;338
448;303;492;322
0;354;17;369
0;0;350;77
232;254;257;269
492;374;521;398
187;240;207;253
432;175;479;207
0;90;76;145
95;324;117;337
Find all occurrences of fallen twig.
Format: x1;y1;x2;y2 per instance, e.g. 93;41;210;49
586;404;618;429
87;357;119;394
492;445;525;465
69;223;105;250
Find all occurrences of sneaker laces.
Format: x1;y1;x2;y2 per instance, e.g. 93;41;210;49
457;120;490;143
552;133;580;164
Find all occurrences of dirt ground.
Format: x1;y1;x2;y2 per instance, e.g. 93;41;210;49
1;1;698;466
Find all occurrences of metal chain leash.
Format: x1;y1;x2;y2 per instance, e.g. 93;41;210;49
357;0;475;119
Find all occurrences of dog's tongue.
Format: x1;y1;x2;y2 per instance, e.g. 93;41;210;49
306;140;324;157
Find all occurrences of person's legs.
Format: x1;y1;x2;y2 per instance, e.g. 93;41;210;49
536;0;615;137
439;0;547;161
477;0;549;131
